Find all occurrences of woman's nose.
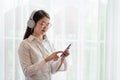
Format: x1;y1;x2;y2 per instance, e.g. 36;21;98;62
42;25;46;29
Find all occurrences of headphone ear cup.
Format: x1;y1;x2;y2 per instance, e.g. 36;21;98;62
27;19;35;28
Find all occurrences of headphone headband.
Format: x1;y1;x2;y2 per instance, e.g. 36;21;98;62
29;10;37;20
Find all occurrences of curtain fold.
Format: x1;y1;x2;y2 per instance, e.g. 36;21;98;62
106;0;120;80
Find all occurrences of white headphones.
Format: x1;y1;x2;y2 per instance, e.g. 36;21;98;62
27;10;37;28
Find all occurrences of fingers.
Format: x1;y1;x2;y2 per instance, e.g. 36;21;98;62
48;51;62;61
50;50;69;61
63;49;70;56
53;55;59;61
54;51;64;54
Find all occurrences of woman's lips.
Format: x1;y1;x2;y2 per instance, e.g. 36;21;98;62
42;30;45;32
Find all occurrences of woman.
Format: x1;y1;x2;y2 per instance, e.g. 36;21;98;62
18;10;70;80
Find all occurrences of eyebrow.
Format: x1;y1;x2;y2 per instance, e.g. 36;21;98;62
41;21;50;24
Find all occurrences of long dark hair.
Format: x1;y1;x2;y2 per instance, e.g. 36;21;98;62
23;10;50;40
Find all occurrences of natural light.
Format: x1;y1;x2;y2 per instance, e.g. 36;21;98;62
1;0;120;80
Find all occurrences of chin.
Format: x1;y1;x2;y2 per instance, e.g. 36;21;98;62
40;30;46;34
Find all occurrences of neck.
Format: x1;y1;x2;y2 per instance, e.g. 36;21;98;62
33;33;44;41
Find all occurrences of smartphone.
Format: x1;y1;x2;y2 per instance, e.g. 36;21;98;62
59;44;72;57
66;44;72;49
61;44;71;56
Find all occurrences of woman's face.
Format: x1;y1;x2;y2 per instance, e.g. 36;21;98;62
33;17;50;36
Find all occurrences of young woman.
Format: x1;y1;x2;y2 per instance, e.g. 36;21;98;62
18;10;70;80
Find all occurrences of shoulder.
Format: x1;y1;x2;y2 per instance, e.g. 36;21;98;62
19;39;30;49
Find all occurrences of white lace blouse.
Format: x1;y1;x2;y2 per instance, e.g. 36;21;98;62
18;35;67;80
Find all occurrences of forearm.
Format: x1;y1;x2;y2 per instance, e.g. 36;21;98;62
21;59;48;77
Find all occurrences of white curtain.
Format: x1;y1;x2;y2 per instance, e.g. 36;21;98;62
105;0;120;80
0;0;120;80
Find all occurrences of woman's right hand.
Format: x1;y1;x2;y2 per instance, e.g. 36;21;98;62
45;51;63;62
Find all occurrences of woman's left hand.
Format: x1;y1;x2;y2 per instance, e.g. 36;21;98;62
56;49;70;71
61;49;70;58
